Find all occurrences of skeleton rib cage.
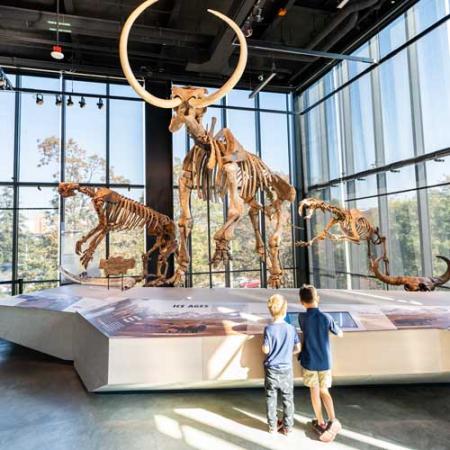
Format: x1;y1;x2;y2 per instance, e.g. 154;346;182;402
185;142;281;203
103;194;173;234
340;215;382;244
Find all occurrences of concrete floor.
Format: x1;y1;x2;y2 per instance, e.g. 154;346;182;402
0;339;448;450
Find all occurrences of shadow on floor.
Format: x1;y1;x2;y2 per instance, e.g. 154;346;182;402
0;340;449;450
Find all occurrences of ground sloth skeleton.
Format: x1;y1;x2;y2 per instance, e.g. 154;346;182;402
58;182;177;286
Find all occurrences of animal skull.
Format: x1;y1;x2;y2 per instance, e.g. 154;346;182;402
58;182;80;198
168;87;208;133
370;256;450;291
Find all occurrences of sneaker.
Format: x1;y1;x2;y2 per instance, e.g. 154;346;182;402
277;419;283;431
281;427;292;436
312;420;328;435
319;419;342;443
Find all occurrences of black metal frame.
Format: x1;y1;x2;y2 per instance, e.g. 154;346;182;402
297;2;450;289
1;71;145;294
1;70;306;292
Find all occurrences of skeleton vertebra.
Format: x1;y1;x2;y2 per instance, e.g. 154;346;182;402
119;1;296;288
58;182;177;286
296;198;389;273
370;256;450;291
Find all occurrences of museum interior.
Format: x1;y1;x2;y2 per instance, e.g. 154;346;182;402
0;0;449;449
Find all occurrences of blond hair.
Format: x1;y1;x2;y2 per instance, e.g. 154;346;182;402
267;294;287;320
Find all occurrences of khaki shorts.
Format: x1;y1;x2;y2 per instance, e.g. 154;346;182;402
301;367;332;389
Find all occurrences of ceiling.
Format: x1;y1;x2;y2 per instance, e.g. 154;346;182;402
0;0;416;93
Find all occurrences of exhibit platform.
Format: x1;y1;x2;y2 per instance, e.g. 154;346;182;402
0;285;449;391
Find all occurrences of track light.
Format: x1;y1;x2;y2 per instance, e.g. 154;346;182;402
67;95;74;106
55;94;62;106
36;93;44;105
79;96;86;108
97;98;104;110
249;72;277;99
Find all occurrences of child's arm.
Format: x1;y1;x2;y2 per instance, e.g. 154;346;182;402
262;327;270;354
329;317;343;337
292;328;301;355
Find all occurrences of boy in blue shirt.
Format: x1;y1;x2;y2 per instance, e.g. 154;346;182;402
262;294;300;435
298;284;343;442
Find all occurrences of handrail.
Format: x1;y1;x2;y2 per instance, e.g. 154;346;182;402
0;279;24;295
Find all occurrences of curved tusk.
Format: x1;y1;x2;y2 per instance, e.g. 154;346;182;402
436;255;450;283
119;0;181;109
190;9;248;108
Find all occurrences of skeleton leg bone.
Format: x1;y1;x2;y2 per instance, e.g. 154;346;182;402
80;229;108;268
146;237;178;287
169;171;193;286
296;218;339;247
211;163;244;267
141;238;162;285
248;198;266;262
75;224;103;256
267;199;284;289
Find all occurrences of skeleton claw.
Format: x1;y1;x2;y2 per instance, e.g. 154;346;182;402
75;241;83;255
268;274;283;289
168;271;184;287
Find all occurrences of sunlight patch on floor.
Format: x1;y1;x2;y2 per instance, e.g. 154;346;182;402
294;413;414;450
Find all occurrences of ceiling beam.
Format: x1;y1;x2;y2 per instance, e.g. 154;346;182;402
0;30;196;63
0;54;291;92
186;0;256;74
0;5;209;48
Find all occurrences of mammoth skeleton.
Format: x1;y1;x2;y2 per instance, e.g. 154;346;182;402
120;0;296;288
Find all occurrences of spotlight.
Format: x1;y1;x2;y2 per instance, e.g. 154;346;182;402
96;98;104;110
55;94;62;106
79;96;86;108
249;72;277;99
242;20;253;38
36;93;44;105
67;95;74;106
